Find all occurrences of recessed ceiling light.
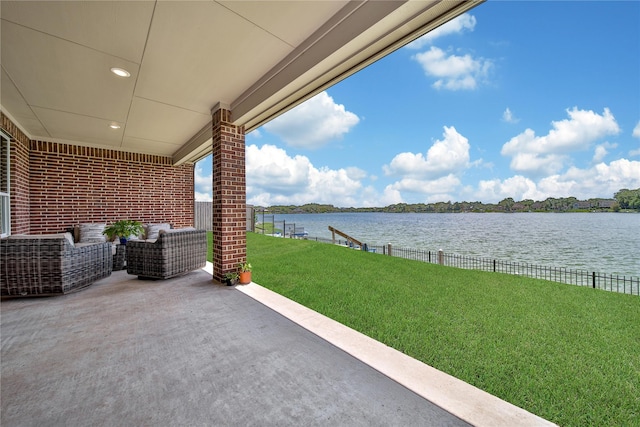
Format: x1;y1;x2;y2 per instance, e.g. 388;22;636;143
109;123;121;129
110;67;130;77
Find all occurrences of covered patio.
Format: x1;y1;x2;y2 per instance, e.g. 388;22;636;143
1;0;483;280
1;265;553;426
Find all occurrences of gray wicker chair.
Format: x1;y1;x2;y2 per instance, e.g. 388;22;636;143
1;234;113;297
126;228;207;279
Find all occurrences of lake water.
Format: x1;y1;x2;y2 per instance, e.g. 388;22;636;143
267;212;640;277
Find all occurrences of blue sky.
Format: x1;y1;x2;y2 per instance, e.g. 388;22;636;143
195;0;640;207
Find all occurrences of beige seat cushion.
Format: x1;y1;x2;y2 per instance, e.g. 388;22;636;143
9;233;75;246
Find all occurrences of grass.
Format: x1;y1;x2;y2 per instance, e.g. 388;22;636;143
214;232;639;426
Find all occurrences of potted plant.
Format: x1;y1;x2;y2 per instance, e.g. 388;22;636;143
103;220;144;245
238;262;252;284
223;272;239;286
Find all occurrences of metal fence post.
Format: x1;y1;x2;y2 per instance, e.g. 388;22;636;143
592;271;596;289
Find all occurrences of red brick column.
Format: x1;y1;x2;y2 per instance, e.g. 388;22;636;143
212;105;246;282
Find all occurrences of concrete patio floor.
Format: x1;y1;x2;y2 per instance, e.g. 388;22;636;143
1;264;555;426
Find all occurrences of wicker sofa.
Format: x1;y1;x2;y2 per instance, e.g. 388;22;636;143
126;228;207;279
0;233;113;297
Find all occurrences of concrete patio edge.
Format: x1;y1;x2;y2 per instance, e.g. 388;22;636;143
204;263;557;427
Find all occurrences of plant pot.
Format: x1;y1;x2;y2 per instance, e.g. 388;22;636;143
223;278;237;286
239;271;252;284
119;237;128;245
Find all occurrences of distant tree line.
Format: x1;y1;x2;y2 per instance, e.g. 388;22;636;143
261;188;640;214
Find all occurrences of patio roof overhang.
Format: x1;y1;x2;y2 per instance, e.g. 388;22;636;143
1;0;483;166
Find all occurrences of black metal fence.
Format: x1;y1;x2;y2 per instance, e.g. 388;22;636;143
302;237;639;296
204;210;637;295
252;215;308;238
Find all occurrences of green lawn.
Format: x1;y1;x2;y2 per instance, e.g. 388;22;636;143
217;232;640;426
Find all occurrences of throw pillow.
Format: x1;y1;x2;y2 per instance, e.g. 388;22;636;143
79;223;107;243
145;223;171;239
63;232;75;247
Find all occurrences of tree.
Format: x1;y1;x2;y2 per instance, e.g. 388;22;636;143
614;188;640;210
498;197;515;212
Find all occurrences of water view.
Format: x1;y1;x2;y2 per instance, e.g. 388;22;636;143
265;212;640;277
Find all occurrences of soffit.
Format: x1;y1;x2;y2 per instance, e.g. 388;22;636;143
0;0;483;164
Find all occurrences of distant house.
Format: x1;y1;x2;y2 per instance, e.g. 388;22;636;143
573;201;592;210
598;199;616;208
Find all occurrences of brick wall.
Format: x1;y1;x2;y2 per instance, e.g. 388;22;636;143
1;113;195;235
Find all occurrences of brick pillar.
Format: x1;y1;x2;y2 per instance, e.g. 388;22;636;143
212;104;246;282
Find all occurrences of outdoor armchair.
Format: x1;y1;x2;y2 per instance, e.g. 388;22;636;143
0;233;113;297
125;228;207;279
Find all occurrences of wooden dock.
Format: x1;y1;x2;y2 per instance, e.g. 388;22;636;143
328;226;363;250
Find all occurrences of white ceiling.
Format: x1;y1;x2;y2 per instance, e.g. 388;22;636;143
1;0;482;164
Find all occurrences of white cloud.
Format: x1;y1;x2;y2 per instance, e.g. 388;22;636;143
194;165;212;201
592;145;608;163
246;144;365;206
592;142;617;163
501;107;620;177
384;126;470;178
247;129;262;139
472;158;640;203
425;193;457;204
405;13;476;49
194;191;212;202
381;126;473;202
262;91;359;149
386;174;461;195
247;144;311;196
475;176;545;203
378;187;403;206
508;150;567;177
345;166;368;181
412;46;492;90
538;159;640;199
502;107;519;123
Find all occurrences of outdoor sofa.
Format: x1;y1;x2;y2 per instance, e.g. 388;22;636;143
126;227;207;279
0;233;113;297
